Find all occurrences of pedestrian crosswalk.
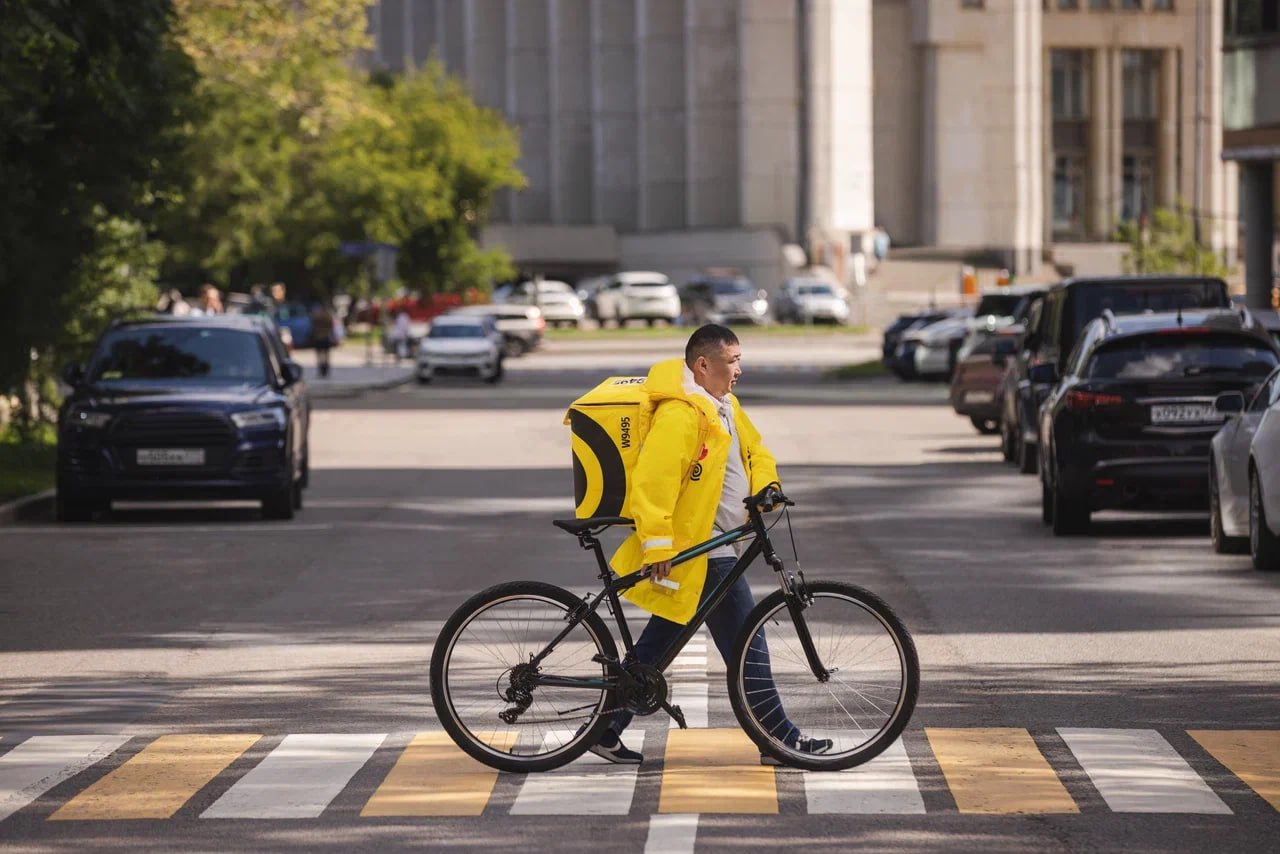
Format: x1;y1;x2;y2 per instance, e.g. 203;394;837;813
0;726;1276;822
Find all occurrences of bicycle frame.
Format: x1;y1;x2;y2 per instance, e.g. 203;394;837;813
527;504;831;699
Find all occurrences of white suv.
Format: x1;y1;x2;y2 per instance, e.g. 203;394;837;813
416;315;504;384
591;272;681;327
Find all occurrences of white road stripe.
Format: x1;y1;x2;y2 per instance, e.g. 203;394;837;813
201;733;385;819
510;731;646;815
802;736;925;814
666;629;708;729
668;684;709;729
644;813;698;854
1058;728;1232;814
0;734;130;821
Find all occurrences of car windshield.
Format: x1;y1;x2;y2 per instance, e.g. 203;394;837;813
429;324;485;339
795;282;834;296
712;280;751;295
91;327;268;384
975;294;1021;316
1088;334;1278;380
625;281;669;289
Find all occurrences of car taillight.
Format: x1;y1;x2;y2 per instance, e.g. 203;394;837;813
536;315;546;332
1066;390;1124;411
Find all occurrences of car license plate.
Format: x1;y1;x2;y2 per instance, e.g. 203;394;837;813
1149;404;1219;425
137;448;205;466
964;390;995;404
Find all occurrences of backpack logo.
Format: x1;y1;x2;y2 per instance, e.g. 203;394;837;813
690;463;703;481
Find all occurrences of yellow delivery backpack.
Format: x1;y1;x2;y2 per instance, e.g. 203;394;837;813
564;377;652;519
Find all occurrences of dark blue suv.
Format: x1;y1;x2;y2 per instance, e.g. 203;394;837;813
56;315;311;522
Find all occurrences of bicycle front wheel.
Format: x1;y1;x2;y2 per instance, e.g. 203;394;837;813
727;580;919;771
430;581;618;773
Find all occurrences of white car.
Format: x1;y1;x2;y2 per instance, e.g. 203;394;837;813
776;278;851;325
496;280;585;328
1210;366;1280;566
590;272;681;326
416;315;504;384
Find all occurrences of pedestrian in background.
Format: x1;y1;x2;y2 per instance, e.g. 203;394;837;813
310;302;336;378
192;284;223;315
393;308;411;362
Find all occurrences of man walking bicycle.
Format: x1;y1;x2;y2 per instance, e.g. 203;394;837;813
589;324;833;764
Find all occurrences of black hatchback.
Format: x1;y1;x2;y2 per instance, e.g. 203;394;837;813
1036;309;1278;535
56;315;311;522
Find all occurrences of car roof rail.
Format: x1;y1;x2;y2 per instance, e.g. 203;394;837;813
1100;308;1118;332
1238;306;1255;329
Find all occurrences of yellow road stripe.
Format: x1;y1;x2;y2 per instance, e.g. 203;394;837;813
361;731;515;817
658;729;777;814
926;728;1078;814
1189;730;1280;812
50;734;260;821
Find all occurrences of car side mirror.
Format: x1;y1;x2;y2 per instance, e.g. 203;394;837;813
1028;362;1058;385
61;362;85;386
282;361;304;385
1215;391;1246;415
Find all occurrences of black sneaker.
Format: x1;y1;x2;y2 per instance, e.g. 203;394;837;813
588;729;643;764
760;735;834;766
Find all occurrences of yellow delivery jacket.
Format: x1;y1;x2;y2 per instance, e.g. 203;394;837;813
611;358;780;624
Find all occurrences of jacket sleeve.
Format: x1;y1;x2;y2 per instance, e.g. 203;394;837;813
738;405;781;495
631;400;700;565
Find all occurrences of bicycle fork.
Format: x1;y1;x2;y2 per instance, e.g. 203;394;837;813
769;554;832;683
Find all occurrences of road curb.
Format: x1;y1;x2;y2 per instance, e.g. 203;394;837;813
0;489;54;525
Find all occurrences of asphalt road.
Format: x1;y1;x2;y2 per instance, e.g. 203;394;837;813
1;345;1277;852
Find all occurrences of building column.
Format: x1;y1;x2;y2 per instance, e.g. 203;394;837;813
1242;161;1276;309
1159;48;1179;207
1088;48;1110;239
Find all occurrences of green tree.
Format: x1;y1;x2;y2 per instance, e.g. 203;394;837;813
0;0;194;418
1116;202;1230;278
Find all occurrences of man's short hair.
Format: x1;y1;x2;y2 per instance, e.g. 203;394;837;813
685;323;739;365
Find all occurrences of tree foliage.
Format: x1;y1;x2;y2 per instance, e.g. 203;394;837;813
1117;202;1230;279
166;0;523;295
0;0;193;404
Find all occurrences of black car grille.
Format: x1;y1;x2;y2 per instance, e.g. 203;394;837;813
110;412;235;448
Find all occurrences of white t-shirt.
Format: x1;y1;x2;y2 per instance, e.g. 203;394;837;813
683;366;748;560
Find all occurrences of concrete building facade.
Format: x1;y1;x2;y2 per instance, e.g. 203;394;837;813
1223;0;1280;306
368;0;876;289
873;0;1236;276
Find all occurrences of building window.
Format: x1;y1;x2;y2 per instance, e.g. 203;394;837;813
1121;50;1161;222
1120;0;1142;10
1058;0;1080;9
1152;0;1174;9
1226;0;1280;39
1090;0;1113;9
961;0;984;8
1051;50;1091;237
1054;156;1088;235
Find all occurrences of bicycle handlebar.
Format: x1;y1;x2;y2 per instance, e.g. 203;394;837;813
744;482;794;514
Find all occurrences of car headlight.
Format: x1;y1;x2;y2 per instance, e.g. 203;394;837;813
69;409;111;428
752;299;768;314
231;408;287;430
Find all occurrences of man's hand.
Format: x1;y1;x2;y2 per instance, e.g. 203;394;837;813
644;560;673;583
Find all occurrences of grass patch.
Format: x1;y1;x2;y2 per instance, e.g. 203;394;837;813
546;323;869;341
0;422;56;504
822;359;887;381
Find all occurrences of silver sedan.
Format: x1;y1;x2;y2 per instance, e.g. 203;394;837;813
1209;366;1280;569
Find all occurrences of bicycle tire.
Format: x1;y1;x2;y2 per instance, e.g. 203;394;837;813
726;580;919;771
430;580;619;773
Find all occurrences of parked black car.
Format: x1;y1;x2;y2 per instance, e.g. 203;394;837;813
1036;308;1278;535
56;315;311;522
1000;275;1232;475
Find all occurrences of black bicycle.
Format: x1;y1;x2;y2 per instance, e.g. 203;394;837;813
429;483;919;772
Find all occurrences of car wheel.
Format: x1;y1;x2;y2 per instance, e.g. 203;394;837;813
416;373;433;385
970;416;999;435
263;479;296;521
1210;460;1247;554
484;357;504;384
55;483;94;523
1018;435;1038;475
299;447;310;489
1051;473;1089;536
291;479;303;511
1249;470;1280;571
1041;478;1053;526
1001;419;1017;463
502;337;526;359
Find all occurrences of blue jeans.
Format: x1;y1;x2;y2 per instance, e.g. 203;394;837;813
607;556;800;745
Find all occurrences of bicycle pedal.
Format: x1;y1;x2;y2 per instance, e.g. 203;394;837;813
664;702;688;730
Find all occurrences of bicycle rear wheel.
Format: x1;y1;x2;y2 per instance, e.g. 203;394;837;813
727;580;919;771
430;580;619;772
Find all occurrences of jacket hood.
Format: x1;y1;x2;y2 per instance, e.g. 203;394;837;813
643;358;734;417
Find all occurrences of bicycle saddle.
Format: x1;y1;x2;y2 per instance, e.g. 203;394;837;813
552;516;634;535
